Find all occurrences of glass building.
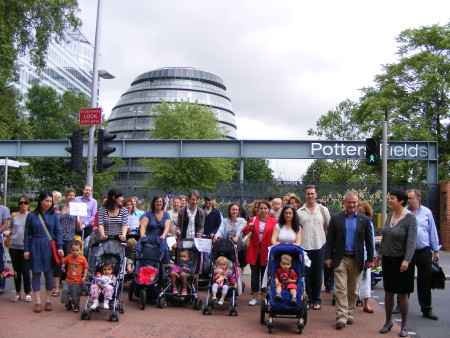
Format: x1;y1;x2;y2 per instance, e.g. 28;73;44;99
16;29;94;101
107;67;238;187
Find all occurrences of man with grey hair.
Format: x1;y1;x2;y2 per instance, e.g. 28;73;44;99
406;189;441;320
325;191;374;330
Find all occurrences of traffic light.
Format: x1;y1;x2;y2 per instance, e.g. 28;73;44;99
97;129;116;172
365;137;380;165
64;130;83;171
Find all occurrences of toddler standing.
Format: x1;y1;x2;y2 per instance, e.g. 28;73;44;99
61;240;88;312
90;262;116;310
211;256;236;305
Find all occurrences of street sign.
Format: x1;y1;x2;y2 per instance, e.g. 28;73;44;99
79;108;102;125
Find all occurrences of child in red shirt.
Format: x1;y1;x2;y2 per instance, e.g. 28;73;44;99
274;254;298;304
61;240;88;312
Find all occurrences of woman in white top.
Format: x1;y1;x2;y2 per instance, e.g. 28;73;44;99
271;205;302;246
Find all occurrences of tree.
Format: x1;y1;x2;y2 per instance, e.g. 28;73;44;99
301;159;333;184
357;22;450;180
141;100;235;191
0;0;80;86
231;158;274;181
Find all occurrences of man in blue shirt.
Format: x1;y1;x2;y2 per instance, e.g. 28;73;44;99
325;191;374;330
75;185;97;239
407;189;441;320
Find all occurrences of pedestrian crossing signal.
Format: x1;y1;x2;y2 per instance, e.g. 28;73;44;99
365;138;380;165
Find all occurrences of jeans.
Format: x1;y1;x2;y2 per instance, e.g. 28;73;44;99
305;245;325;305
9;248;32;294
250;253;266;293
0;240;5;290
323;263;335;291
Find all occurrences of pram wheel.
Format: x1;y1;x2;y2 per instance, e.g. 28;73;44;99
193;299;202;310
356;298;363;307
229;306;238;316
297;322;303;334
260;300;267;324
81;310;87;320
139;290;146;310
85;309;92;320
202;304;212;315
118;303;125;313
109;311;119;322
156;297;167;308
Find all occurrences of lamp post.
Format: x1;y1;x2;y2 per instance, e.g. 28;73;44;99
86;0;115;186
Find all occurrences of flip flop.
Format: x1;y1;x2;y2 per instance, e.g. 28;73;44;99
10;295;20;302
24;295;32;302
313;304;321;310
52;291;60;297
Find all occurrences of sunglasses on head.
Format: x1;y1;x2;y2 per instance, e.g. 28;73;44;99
19;201;29;205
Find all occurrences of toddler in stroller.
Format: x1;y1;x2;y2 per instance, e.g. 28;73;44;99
90;262;116;310
211;256;236;305
274;254;298;305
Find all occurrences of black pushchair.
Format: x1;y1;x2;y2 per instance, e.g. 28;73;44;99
162;238;202;310
202;239;239;316
128;235;169;309
81;239;126;322
260;244;307;334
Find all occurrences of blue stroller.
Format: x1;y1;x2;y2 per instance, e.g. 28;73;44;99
128;235;169;309
260;244;307;334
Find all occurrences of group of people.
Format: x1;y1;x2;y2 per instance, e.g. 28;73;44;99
0;185;442;337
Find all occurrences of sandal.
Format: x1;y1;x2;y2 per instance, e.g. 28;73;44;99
24;295;32;302
73;306;80;313
52;291;60;297
10;294;21;302
399;327;409;337
313;304;321;310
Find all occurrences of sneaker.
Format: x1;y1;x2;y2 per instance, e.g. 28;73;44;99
248;298;258;306
291;297;297;305
274;293;283;301
90;300;99;310
172;288;179;294
218;300;224;305
181;289;188;296
103;301;110;310
212;296;217;301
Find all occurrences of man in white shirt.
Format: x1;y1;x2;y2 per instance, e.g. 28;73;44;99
297;185;330;310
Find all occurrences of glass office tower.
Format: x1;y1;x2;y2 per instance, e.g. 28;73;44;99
16;30;94;100
107;67;238;187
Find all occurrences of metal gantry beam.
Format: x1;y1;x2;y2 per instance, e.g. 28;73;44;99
0;139;439;183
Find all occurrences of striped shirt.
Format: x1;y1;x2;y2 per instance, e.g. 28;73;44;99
98;206;128;236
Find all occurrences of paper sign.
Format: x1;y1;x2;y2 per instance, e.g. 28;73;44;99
166;236;177;249
128;215;139;230
194;238;212;253
69;202;88;216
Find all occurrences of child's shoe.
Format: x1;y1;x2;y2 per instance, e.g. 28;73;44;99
274;293;283;301
181;289;187;296
103;301;110;309
90;300;99;310
172;288;178;294
290;297;297;305
218;300;224;305
211;296;217;302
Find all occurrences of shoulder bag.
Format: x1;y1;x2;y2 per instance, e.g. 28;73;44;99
38;213;62;265
242;217;255;247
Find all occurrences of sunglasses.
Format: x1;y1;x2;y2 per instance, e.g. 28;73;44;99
19;201;29;205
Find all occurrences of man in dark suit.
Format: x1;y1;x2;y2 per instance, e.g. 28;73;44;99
325;191;374;330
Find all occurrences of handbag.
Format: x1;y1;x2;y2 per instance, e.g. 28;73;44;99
242;231;252;246
38;213;62;265
430;261;446;290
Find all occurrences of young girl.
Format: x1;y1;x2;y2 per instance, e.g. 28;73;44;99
90;262;116;310
212;256;236;305
274;254;298;304
169;249;194;296
126;238;137;274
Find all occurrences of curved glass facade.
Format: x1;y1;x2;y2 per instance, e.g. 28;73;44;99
107;67;238;187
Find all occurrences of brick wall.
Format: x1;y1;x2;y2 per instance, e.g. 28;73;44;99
439;181;450;251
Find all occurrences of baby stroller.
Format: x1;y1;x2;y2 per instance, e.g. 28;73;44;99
81;239;126;322
202;239;239;316
260;244;307;334
161;238;202;310
128;235;168;309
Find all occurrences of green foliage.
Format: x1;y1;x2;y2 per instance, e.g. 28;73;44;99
232;158;274;181
142;100;235;191
0;85;31;140
0;0;81;85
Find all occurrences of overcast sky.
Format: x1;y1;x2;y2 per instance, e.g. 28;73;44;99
77;0;450;181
